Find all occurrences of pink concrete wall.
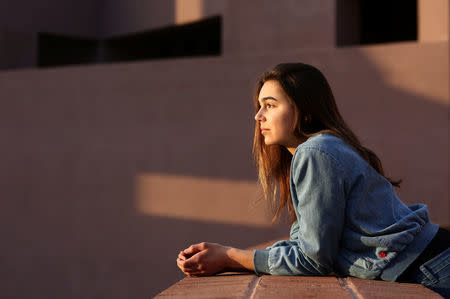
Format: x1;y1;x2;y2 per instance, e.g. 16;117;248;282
0;0;101;37
100;0;226;37
0;0;102;69
99;0;175;37
223;0;335;54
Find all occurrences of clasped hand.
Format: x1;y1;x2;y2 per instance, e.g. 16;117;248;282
177;242;231;276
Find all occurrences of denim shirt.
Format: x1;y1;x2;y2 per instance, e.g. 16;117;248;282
253;133;438;281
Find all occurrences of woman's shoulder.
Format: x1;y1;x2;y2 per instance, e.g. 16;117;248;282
295;133;347;154
293;133;363;169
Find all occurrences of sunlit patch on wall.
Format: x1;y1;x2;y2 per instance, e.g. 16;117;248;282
136;173;272;227
175;0;203;25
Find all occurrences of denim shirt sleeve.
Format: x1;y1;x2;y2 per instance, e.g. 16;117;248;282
253;148;346;276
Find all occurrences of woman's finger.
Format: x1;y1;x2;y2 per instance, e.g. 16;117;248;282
186;270;207;277
179;265;201;276
178;251;186;261
182;254;203;269
177;258;194;271
176;258;184;270
182;242;207;255
177;257;199;272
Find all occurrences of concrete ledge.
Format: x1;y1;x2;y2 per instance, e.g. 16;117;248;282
155;274;443;298
157;237;445;298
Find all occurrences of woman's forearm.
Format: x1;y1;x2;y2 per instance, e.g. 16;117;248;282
225;247;255;272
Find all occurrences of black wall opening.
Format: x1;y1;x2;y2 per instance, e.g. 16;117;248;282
104;16;221;62
38;16;222;68
336;0;417;47
38;33;98;67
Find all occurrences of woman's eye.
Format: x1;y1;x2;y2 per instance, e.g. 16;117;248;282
266;103;274;108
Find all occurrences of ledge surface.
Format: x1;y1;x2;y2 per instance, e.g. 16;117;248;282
155;273;443;298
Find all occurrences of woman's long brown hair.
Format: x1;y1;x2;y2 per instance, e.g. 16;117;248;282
253;63;401;224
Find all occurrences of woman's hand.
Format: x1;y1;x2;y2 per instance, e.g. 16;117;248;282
177;242;229;276
176;242;255;276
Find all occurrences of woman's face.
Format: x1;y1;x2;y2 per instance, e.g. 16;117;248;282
255;80;302;150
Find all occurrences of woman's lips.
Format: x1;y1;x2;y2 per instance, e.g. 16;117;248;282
261;128;270;134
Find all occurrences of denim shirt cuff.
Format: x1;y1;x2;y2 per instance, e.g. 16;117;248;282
253;249;270;275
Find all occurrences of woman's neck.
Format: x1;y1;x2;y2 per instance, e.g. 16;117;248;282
285;136;307;155
286;146;297;155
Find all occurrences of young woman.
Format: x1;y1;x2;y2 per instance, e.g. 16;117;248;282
176;63;450;297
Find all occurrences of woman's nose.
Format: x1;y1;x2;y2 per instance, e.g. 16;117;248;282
255;109;265;121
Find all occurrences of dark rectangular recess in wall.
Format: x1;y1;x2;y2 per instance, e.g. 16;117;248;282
336;0;417;46
37;16;221;68
104;15;222;62
38;33;98;67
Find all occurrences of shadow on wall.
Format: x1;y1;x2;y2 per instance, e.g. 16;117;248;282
0;44;448;298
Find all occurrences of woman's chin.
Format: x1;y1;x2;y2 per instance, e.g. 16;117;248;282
264;139;278;146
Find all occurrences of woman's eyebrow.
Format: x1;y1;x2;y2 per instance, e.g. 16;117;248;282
259;96;278;104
